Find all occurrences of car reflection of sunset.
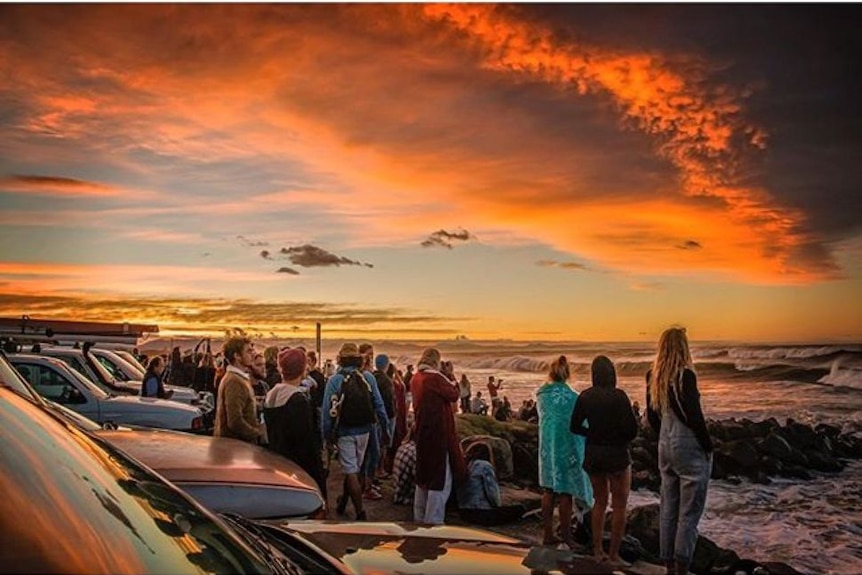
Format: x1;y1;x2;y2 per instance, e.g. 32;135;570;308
344;538;530;574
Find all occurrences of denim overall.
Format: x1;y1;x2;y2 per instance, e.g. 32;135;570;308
658;396;712;567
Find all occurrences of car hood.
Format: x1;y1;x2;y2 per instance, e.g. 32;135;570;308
104;395;202;414
95;427;317;490
269;522;613;575
117;380;196;397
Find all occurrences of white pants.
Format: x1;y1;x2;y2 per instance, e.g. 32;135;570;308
413;457;452;525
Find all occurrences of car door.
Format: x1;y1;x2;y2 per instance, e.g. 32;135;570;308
14;361;100;422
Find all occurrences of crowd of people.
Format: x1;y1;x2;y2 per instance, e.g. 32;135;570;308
142;326;710;575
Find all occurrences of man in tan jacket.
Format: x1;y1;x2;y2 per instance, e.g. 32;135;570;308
214;336;265;444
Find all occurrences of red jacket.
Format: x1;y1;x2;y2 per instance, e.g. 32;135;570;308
412;369;467;490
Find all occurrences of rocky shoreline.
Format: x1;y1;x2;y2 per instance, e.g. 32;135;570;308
454;413;862;574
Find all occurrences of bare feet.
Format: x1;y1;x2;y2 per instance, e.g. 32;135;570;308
607;556;632;569
542;535;562;546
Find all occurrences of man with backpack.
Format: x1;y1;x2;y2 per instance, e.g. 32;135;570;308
321;342;388;521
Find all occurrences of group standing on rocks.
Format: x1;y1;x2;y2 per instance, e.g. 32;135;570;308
151;326;715;575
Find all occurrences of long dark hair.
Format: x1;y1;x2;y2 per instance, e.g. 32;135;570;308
144;356;164;381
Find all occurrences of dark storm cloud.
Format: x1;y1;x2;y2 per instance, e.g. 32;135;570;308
527;4;862;242
421;229;475;249
278;244;373;268
275;267;299;275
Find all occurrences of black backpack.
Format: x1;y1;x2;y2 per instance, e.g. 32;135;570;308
338;370;375;427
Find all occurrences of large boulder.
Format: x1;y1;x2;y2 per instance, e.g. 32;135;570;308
723;440;761;469
692;535;741;575
757;432;794;461
779;420;819;451
460;434;514;479
510;441;539;484
803;449;844;472
626;504;661;557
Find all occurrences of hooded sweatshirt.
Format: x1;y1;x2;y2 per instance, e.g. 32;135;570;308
570;380;638;447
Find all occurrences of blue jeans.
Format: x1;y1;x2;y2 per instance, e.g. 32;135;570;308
658;409;712;566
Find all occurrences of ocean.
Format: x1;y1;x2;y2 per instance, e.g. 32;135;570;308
146;337;862;574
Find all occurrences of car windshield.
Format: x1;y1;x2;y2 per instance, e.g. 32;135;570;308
94;353;126;379
0;353;42;402
87;350;121;384
102;349;145;379
116;349;147;372
57;360;112;400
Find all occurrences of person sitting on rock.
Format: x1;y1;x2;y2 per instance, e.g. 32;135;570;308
494;395;513;422
471;391;489;416
456;441;526;527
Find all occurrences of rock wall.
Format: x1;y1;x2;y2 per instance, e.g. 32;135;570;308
457;413;862;490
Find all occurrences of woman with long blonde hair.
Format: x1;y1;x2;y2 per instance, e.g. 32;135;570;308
646;327;713;575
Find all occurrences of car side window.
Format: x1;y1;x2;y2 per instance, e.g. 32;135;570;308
28;364;83;405
69;357;88;375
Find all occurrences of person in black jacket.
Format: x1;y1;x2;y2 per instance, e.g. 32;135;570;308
646;327;712;575
263;348;326;497
571;355;638;567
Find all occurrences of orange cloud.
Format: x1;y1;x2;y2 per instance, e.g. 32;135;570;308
0;174;119;197
0;5;841;285
416;4;827;281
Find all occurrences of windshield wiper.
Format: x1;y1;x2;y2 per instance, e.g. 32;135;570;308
220;513;304;575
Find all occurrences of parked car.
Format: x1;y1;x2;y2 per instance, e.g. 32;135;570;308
113;348;147;372
8;353;207;432
89;346;145;380
1;351;324;519
0;385;292;575
1;357;596;575
253;520;611;575
38;345;214;411
98;427;326;519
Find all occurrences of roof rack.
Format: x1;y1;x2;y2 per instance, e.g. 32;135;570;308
0;316;159;347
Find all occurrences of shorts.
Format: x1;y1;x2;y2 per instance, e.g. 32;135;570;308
584;443;631;475
337;433;370;474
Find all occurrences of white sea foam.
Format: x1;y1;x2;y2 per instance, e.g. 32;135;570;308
818;359;862;390
700;461;862;575
727;345;858;361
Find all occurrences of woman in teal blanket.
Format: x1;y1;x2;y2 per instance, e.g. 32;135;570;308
536;355;593;548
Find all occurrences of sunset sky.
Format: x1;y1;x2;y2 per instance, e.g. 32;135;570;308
1;4;860;342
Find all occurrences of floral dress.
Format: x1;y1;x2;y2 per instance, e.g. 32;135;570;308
536;381;593;505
